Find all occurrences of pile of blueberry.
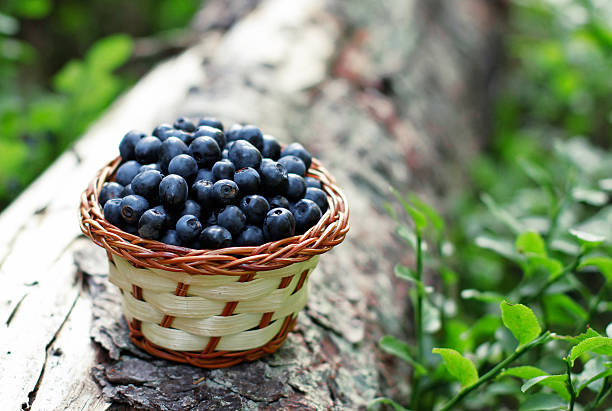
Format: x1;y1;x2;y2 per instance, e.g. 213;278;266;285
98;117;328;249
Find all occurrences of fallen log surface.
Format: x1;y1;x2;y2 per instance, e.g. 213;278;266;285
0;0;502;409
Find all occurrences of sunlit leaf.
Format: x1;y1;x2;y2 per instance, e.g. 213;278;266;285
516;231;547;257
86;34;133;72
475;236;519;262
501;301;541;347
521;375;566;393
432;348;478;387
572;187;609;206
569;337;612;366
569;228;606;249
579;257;612;282
461;289;505;304
501;366;570;401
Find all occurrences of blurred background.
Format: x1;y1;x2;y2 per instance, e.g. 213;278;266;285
0;0;610;210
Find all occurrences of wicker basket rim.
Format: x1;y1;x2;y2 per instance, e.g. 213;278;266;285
80;155;349;276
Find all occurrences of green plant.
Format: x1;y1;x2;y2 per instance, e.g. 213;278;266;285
370;137;612;410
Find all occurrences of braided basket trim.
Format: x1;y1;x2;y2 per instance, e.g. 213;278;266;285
79;156;349;276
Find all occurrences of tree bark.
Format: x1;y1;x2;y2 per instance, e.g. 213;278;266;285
0;0;502;409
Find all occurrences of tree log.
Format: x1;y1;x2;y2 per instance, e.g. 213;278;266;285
0;0;501;409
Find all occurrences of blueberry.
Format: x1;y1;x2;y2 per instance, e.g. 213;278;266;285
168;154;198;182
268;195;290;210
262;135;281;160
138;208;167;240
235;225;265;246
229;140;262;170
285;173;306;200
173;116;196;132
263;208;296;241
121;195;149;224
192;180;215;207
152;124;174;141
212;160;235;181
194;168;212;183
121;184;134;197
189;136;221;168
119;130;146;161
221;148;229;160
304;177;322;189
161;230;181;246
213;179;239;205
281;142;312;169
278;155;306;177
159;137;189;171
122;224;139;236
176;214;203;243
193;126;226;149
234;167;260;195
292;199;322;234
99;182;124;207
206;211;218;226
103;198;123;227
199;225;232;249
166;129;193;145
197;117;224;132
151;205;173;229
139;163;162;174
134;136;162;164
132;170;163;202
159;174;188;210
216;205;246;236
240;195;270;225
225;124;242;142
259;160;288;194
305;187;328;213
236;125;264;151
116;160;142;186
179;199;202;220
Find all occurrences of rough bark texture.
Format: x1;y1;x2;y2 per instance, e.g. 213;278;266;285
0;0;502;409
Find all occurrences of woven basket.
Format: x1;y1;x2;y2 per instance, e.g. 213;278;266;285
79;156;349;368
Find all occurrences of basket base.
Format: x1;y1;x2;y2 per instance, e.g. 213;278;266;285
127;315;298;368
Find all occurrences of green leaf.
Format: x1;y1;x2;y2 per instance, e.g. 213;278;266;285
500;367;570;401
516;232;547;257
569;228;606;249
569;337;612;366
0;13;19;35
396;225;417;249
521;375;566;393
86;34;133;72
481;193;524;234
379;336;427;375
394;264;417;282
517;157;552;188
543;294;588;326
553;328;612;355
576;357;612;395
432;348;478;387
501;301;541;347
367;397;412;411
53;60;85;93
475;235;519;262
572;187;609;206
579;257;612;282
599;178;612;192
526;256;563;280
12;0;51;18
520;393;567;410
460;289;505;304
407;193;444;233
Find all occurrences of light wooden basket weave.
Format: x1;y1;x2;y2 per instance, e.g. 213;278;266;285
79;156;349;368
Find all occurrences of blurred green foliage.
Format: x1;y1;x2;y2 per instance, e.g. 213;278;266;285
0;0;201;209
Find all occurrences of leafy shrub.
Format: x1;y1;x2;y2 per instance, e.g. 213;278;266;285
370;137;612;410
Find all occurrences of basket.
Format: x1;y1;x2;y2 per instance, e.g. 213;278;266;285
79;155;349;368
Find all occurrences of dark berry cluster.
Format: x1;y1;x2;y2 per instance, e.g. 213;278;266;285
99;117;328;249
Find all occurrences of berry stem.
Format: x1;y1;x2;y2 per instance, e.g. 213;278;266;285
410;233;425;409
